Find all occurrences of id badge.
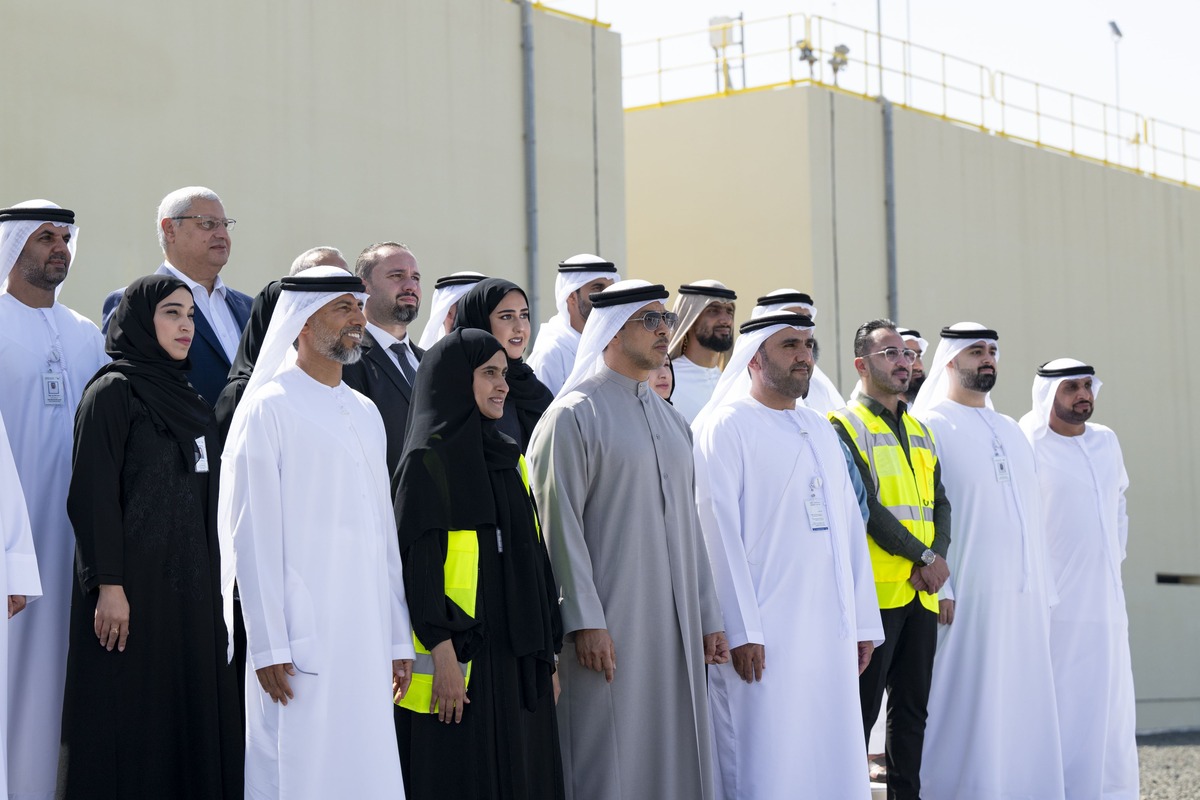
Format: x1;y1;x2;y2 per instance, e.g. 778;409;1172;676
194;436;210;474
993;455;1010;483
805;497;830;532
42;372;64;406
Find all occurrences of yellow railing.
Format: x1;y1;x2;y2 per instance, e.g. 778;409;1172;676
623;12;1198;190
525;1;608;28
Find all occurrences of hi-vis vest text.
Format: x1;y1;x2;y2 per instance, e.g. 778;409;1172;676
398;454;542;713
830;401;939;612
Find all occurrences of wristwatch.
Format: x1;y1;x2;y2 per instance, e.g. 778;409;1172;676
919;549;937;566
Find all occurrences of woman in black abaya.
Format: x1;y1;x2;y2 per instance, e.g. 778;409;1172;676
59;275;242;799
393;328;563;800
453;278;554;450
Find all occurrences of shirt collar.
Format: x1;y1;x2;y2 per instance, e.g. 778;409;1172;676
366;322;408;350
162;261;228;298
856;391;907;422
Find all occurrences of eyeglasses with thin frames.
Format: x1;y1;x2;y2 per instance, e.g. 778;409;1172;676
866;347;918;364
627;311;679;332
172;215;236;232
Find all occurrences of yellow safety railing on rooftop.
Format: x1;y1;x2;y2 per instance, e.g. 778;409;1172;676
523;0;609;28
622;12;1198;190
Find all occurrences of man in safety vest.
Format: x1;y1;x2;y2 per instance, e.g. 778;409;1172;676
830;318;952;800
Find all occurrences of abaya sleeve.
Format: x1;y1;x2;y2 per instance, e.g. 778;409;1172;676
402;530;485;662
67;374;134;592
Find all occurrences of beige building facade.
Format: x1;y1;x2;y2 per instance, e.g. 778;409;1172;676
627;83;1200;731
0;1;625;331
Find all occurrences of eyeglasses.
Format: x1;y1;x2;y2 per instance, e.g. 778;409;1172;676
171;215;236;232
866;347;918;364
627;311;679;332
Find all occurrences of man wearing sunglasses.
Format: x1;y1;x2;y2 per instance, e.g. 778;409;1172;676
830;319;952;800
102;186;253;405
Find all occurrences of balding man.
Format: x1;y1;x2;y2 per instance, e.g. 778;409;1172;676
103;186;253;405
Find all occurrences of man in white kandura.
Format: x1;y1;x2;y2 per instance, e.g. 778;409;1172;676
525;254;618;395
751;289;846;413
0;409;42;795
1020;358;1138;799
693;312;882;800
668;280;736;423
529;279;729;800
415;271;486;350
0;201;107;800
220;267;414;799
911;323;1064;800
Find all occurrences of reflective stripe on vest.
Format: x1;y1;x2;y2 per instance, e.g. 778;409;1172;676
830;401;939;612
398;455;539;713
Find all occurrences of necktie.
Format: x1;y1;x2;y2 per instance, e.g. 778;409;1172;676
389;342;417;386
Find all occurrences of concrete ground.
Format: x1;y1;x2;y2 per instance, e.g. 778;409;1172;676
1139;730;1200;800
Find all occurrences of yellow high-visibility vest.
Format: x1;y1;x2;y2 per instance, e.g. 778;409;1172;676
830;401;939;613
398;455;541;713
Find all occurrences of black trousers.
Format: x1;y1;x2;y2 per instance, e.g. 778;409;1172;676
860;594;937;800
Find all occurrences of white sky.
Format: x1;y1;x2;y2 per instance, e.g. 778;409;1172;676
558;0;1199;168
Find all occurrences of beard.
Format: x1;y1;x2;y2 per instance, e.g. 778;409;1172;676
960;368;996;393
388;299;419;325
906;372;925;396
696;328;734;353
14;254;69;291
866;359;908;396
762;354;810;400
314;325;363;365
1053;398;1093;425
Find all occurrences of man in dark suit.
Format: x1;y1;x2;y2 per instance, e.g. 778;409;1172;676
342;241;423;477
102;186;252;406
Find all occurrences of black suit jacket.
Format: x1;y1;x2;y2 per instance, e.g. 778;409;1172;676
102;271;253;408
342;331;424;479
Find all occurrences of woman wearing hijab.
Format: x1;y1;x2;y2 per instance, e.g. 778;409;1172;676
213;278;282;446
59;275;242;799
453;278;553;451
393;328;563;799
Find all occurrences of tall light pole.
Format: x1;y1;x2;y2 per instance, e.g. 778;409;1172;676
1109;21;1122;112
1109;20;1122;161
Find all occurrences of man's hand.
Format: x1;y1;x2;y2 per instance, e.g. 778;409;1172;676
392;659;413;703
257;663;296;705
939;599;955;626
430;640;469;723
704;632;730;665
8;595;26;619
918;555;951;594
857;640;875;676
730;643;765;683
94;584;130;652
574;628;617;683
552;671;561;705
910;563;929;594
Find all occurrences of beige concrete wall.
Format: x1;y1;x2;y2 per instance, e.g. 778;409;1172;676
0;1;624;332
626;84;1200;731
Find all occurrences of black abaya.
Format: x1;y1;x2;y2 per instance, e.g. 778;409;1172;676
59;276;241;799
394;329;563;800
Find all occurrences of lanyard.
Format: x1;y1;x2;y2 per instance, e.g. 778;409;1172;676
786;412;853;639
973;408;1033;592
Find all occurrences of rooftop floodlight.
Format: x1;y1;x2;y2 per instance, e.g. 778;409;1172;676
829;43;850;83
797;38;818;69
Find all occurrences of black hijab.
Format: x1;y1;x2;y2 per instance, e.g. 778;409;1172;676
214;279;282;443
394;328;516;551
227;279;282;383
453;278;553;448
88;274;213;461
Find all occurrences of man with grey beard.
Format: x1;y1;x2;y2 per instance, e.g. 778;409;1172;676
342;242;424;475
220;268;414;799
